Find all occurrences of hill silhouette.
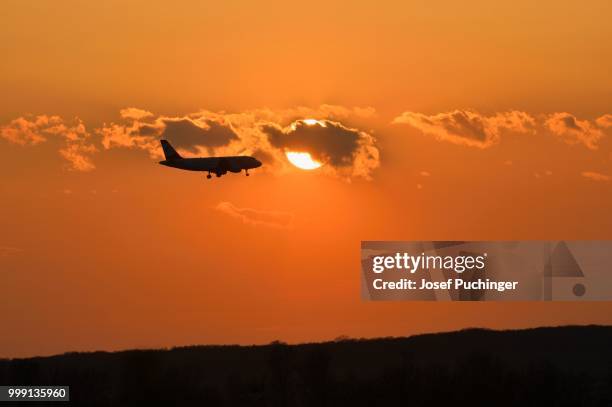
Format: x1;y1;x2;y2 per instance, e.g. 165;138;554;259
1;325;612;406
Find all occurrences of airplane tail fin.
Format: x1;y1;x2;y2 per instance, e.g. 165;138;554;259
160;140;182;160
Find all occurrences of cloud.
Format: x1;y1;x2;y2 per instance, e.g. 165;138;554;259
394;109;612;151
581;171;610;182
3;108;610;176
262;119;379;178
59;143;97;171
120;107;154;120
215;202;293;229
99;120;161;157
392;110;535;148
51;119;98;171
596;114;612;129
0;246;22;257
264;120;358;166
0;115;97;171
545;113;604;150
161;118;239;153
100;111;262;159
99;106;380;179
0;115;60;145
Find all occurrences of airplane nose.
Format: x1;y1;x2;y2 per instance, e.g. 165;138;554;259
255;159;262;168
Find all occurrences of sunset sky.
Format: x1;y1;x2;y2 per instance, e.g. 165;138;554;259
1;0;612;358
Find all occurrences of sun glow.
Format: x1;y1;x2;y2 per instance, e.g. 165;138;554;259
302;118;323;126
286;151;323;170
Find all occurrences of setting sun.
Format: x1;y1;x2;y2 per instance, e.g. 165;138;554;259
285;151;323;170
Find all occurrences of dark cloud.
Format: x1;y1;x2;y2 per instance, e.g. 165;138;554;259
5;106;380;178
440;111;488;142
545;113;604;150
161;119;239;153
98;107;380;179
561;114;580;130
396;110;610;151
262;120;361;166
131;124;159;137
393;110;535;148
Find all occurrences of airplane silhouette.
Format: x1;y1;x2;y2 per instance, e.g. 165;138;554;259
158;140;262;179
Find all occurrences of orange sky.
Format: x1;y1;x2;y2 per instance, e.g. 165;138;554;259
1;0;612;358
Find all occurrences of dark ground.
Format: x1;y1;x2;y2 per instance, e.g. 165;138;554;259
1;326;612;406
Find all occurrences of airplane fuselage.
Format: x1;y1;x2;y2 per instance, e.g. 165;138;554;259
157;139;261;179
159;156;262;177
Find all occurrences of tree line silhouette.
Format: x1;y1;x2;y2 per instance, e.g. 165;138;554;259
1;326;611;406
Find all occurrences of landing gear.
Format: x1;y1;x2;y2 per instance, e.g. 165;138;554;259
206;172;212;179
